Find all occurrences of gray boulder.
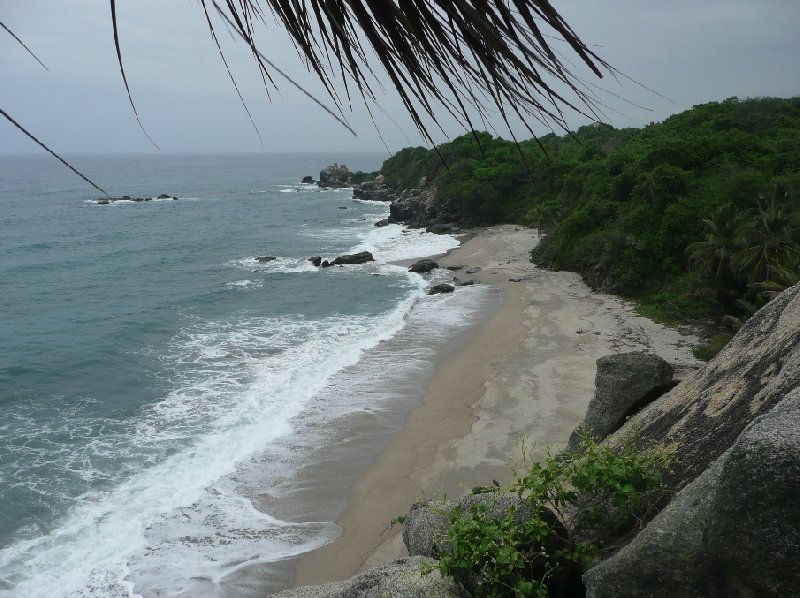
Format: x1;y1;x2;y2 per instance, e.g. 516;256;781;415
302;175;314;183
565;352;674;452
408;259;438;273
255;256;277;262
373;219;389;227
272;556;463;597
331;251;374;265
318;164;351;189
584;389;800;597
608;281;800;491
309;256;322;267
427;284;454;296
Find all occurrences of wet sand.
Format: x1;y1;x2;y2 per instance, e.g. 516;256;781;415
291;225;700;588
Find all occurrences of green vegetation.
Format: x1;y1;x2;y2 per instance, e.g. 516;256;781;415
378;97;800;323
437;435;670;597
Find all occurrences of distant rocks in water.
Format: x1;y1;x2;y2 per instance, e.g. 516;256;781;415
338;206;348;210
374;218;389;228
317;163;351;189
255;256;276;263
427;284;454;295
320;260;330;268
308;256;322;267
409;259;438;273
331;251;374;265
301;175;314;183
95;193;178;204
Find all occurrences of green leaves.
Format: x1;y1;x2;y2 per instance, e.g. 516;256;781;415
437;433;669;596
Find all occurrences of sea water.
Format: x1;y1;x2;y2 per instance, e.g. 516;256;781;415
0;153;497;596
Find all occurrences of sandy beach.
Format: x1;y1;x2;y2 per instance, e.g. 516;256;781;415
292;224;700;588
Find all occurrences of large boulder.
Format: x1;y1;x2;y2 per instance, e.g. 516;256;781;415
584;389;800;597
353;175;392;202
565;352;674;452
272;556;463;597
408;259;438;273
331;251;374;265
427;284;454;296
607;281;800;492
318;164;352;189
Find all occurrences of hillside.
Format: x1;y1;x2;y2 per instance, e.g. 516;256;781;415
373;97;800;324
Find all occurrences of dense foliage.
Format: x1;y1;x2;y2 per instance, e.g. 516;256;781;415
379;97;800;321
437;435;670;597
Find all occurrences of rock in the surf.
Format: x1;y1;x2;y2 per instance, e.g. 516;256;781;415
409;259;438;273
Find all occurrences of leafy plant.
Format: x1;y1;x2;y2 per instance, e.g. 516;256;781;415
436;434;670;597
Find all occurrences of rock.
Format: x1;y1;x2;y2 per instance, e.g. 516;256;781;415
456;279;473;287
301;175;313;183
465;267;481;274
321;260;330;268
446;265;464;271
132;197;144;202
427;284;454;295
565;352;674;452
607;281;800;492
404;493;581;596
97;199;109;205
308;256;322;267
352;175;392;202
172;196;179;200
374;219;389;227
143;197;152;201
157;193;170;199
721;314;742;332
338;206;348;210
272;556;463;598
426;223;452;234
331;251;374;265
122;195;132;201
317;163;351;189
408;259;438;273
584;389;800;597
255;256;276;262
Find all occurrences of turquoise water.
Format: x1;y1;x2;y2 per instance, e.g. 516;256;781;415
0;153;488;596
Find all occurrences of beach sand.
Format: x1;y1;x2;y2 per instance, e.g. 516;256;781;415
292;224;700;588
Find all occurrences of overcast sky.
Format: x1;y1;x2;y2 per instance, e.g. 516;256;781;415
1;0;799;155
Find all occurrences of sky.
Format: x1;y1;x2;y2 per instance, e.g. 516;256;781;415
1;0;799;155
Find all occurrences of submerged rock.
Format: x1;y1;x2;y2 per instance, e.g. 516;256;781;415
255;256;276;262
308;256;322;267
374;219;389;227
301;175;313;183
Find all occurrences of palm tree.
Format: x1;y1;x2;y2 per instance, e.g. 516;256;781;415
731;187;800;288
3;0;613;191
687;204;750;281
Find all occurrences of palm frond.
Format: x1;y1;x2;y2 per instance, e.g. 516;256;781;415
1;20;49;70
0;107;108;197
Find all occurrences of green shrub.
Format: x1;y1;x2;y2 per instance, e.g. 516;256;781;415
437;434;670;597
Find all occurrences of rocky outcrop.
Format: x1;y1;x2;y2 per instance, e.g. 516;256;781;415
318;164;351;189
427;284;454;295
609;281;800;492
331;251;374;265
255;256;276;262
373;219;389;227
302;175;314;183
308;256;322;267
565;352;674;452
273;556;463;597
352;175;392;202
95;194;178;204
408;259;438;273
584;388;800;597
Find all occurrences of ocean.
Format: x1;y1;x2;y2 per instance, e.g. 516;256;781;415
0;153;498;596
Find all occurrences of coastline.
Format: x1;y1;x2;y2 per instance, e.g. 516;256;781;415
291;225;701;588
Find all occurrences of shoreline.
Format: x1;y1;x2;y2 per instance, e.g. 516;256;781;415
291;225;701;588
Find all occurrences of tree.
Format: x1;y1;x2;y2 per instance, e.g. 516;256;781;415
1;0;612;192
